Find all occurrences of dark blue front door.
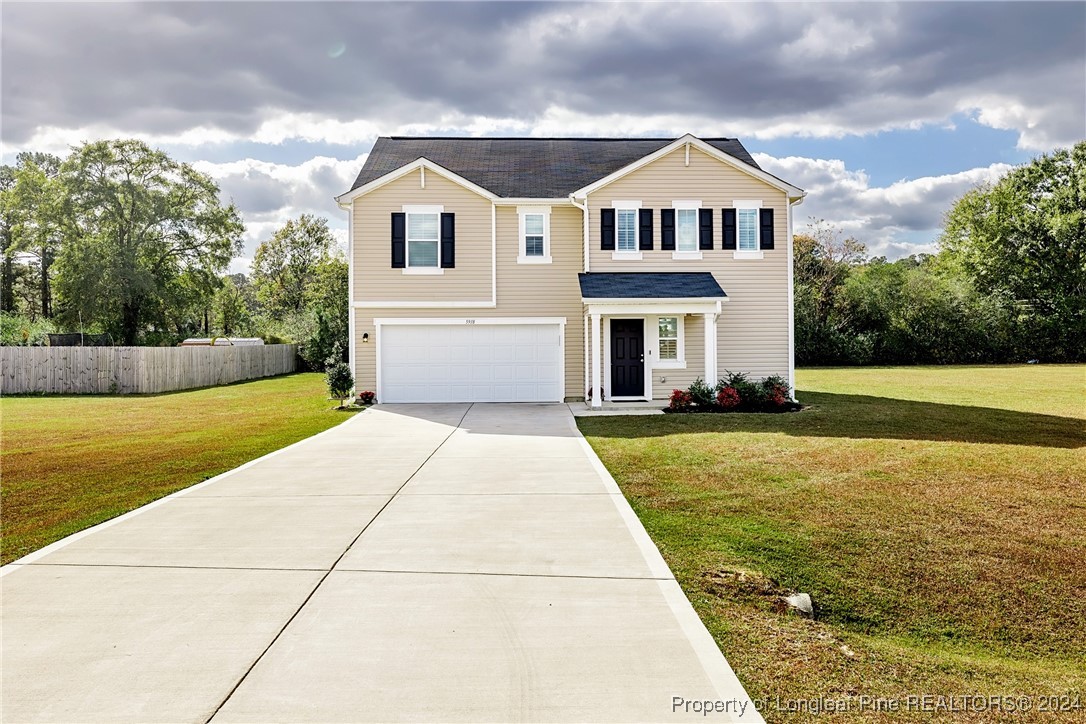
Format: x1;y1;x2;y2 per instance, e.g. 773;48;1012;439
610;319;644;397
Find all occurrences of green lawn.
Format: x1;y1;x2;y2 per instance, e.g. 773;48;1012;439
1;373;357;564
579;365;1085;722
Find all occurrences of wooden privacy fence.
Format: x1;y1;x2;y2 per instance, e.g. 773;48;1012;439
0;344;298;394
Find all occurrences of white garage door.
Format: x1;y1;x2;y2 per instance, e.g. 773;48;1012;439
379;322;563;403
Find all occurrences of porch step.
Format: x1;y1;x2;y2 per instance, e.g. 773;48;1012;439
567;401;666;417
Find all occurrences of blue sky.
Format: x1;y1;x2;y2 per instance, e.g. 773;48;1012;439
3;2;1083;270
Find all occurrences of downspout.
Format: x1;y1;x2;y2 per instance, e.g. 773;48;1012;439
570;195;589;273
570;194;590;403
336;195;356;393
346;203;355;389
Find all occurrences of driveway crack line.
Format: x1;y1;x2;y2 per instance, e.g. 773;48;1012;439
203;403;475;724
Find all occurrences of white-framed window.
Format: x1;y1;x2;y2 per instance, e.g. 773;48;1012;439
732;200;762;256
672;200;702;259
517;206;551;264
677;209;697;251
738;208;758;251
403;205;442;271
655;315;685;368
611;200;642;259
617;209;637;251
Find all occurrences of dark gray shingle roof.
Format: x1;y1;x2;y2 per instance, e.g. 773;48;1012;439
578;273;727;299
351;137;761;198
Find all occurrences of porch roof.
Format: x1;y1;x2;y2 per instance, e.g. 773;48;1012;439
577;272;727;300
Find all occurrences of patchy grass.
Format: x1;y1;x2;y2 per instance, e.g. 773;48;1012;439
1;373;357;564
579;365;1086;721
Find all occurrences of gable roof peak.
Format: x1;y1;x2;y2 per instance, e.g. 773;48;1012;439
349;136;763;198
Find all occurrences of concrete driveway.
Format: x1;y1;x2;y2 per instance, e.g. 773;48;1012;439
2;403;762;723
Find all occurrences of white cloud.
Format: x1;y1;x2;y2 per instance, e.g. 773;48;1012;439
192;153;365;271
780;14;881;62
756;153;1013;258
4;3;1081;155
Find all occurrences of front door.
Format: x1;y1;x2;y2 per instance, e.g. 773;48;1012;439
610;319;644;397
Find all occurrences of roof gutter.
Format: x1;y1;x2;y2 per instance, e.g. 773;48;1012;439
569;194;589;273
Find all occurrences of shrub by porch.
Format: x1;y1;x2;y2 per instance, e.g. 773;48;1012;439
667;372;800;413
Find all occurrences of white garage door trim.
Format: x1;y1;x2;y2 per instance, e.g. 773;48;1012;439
375;317;566;403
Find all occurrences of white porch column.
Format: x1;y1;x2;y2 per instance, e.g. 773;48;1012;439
591;312;602;408
703;313;718;386
583;314;590;402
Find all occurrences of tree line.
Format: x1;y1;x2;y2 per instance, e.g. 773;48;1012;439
3;138;1082;368
0;139;346;369
796;142;1084;365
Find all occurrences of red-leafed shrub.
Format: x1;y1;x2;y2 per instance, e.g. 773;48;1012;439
716;386;741;410
357;390;376;405
668;388;694;412
665;373;800;413
762;375;791;409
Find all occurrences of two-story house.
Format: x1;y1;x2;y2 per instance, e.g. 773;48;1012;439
336;134;805;408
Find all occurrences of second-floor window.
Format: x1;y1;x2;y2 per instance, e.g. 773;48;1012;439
737;208;758;251
676;209;697;252
524;214;544;256
407;212;439;267
518;206;551;263
617;209;637;251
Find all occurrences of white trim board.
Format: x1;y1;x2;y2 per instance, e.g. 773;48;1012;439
355;301;497;309
374;317;567;326
347;199;356;386
582;297;726;306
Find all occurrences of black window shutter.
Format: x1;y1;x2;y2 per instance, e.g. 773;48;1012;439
661;209;675;250
699;208;714;250
601;208;615;250
722;209;737;250
759;208;774;250
639;209;654;250
391;212;406;268
440;212;455;268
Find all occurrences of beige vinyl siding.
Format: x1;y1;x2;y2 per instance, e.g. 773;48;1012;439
353;168;492;304
351;204;585;400
587;145;791;380
650;314;704;400
349;143;794;400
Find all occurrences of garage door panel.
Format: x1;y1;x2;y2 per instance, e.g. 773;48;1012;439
447;345;472;364
380;323;562;403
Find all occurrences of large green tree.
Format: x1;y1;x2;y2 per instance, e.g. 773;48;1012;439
303;254;349;365
793;219;868;364
0;163;16;313
940;142;1086;360
53;140;243;344
2;152;64;318
251;214;336;319
212;273;258;336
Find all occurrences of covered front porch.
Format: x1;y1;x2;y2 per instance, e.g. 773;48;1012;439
579;273;728;409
